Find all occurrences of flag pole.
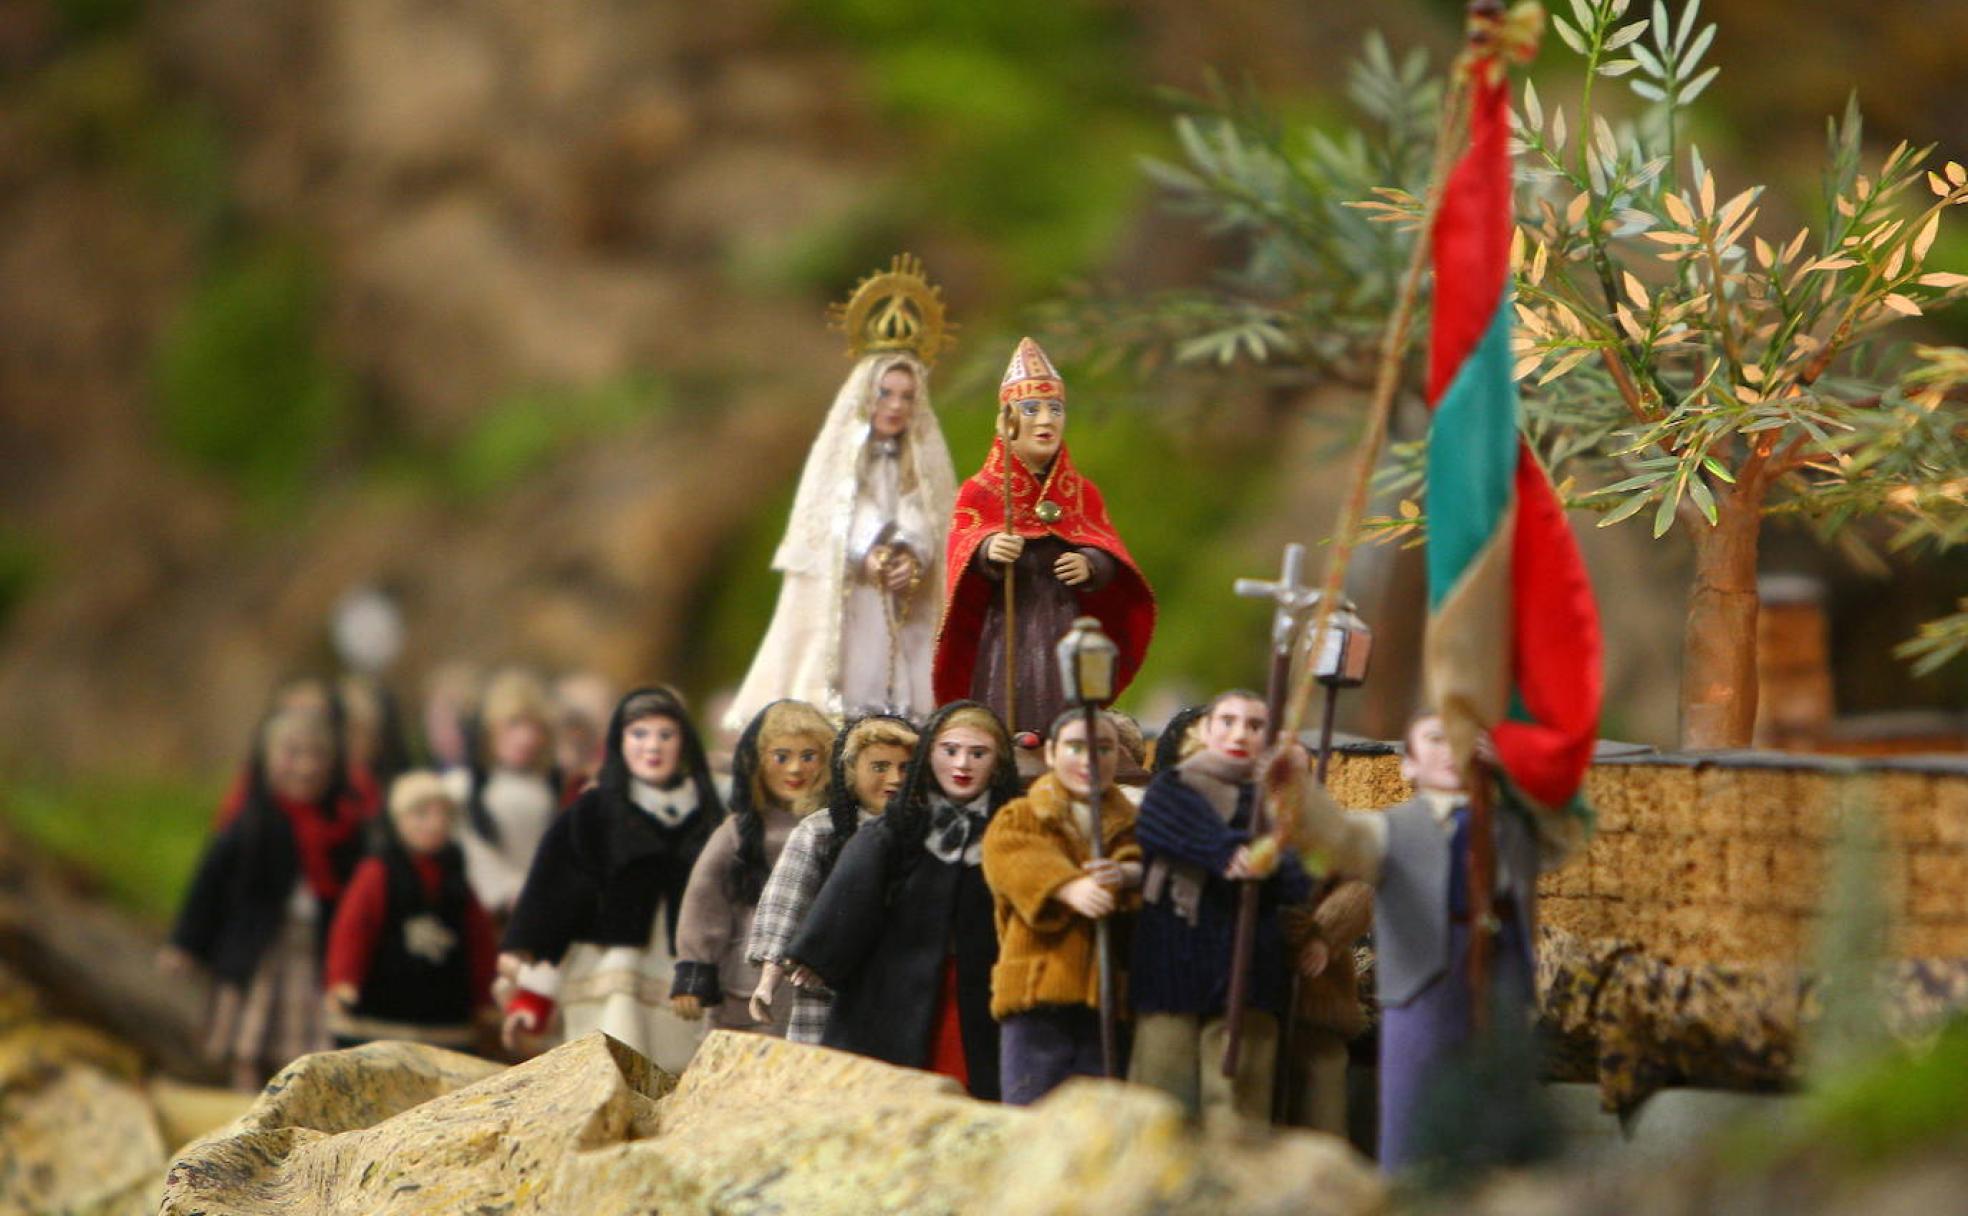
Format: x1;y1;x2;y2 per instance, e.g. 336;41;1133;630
1275;41;1479;758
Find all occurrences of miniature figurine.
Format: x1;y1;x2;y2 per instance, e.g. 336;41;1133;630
981;710;1140;1104
932;338;1155;737
1273;712;1548;1170
1107;708;1152;798
449;670;563;921
1127;690;1312;1129
725;255;958;729
421;661;483;773
164;706;369;1089
671;700;836;1037
552;671;617;794
339;673;413;820
499;686;725;1067
1279;878;1374;1135
786;701;1017;1099
324;771;496;1050
746;714;919;1043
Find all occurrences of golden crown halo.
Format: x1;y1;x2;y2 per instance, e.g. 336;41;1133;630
827;253;956;367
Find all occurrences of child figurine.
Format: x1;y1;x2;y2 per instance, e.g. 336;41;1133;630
499;687;725;1069
981;710;1141;1105
747;714;919;1043
786;701;1017;1099
670;700;835;1038
449;670;563;922
324;772;496;1050
1128;690;1312;1129
725;255;958;730
164;706;368;1090
1274;712;1549;1171
932;338;1155;738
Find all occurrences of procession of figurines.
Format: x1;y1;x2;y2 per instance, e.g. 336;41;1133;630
162;256;1544;1173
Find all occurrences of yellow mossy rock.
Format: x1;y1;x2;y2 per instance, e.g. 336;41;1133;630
160;1031;1385;1216
0;1027;166;1216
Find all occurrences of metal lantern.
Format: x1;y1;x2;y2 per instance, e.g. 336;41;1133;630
1056;616;1119;707
1307;603;1374;689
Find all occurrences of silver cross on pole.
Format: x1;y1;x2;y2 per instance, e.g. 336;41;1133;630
1235;542;1321;666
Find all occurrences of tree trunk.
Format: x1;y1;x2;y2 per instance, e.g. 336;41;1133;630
1680;485;1764;749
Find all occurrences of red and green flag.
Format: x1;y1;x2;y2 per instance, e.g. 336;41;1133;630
1423;68;1602;814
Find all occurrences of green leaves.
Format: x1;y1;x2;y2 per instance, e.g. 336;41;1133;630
1628;0;1718;104
1895;602;1968;677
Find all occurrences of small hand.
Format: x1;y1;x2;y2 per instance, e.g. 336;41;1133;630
1473;730;1499;771
749;962;782;1024
882;551;919;592
325;983;358;1014
501;1008;539;1054
1053;552;1092;586
1082;857;1125;890
156;946;197;978
1056;875;1117;918
670;994;704;1021
1298;936;1331;980
787;963;825;991
1261;742;1311;798
986;533;1025;564
862;549;889;584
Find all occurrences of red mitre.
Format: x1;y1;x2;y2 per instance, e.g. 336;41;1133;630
932;437;1156;704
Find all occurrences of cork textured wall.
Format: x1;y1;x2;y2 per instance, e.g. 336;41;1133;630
1323;748;1968;966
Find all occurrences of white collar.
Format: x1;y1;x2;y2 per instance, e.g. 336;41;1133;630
1421;790;1461;828
630;778;698;828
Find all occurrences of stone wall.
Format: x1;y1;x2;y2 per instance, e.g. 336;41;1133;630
1325;745;1968;966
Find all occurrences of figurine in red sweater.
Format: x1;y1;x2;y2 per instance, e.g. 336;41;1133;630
324;771;498;1051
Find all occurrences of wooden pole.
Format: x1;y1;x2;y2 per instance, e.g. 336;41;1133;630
1083;698;1119;1077
1277;42;1475;747
1220;630;1292;1078
1464;761;1498;1031
999;413;1019;735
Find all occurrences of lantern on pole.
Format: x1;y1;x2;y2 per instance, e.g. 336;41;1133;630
1054;615;1120;1076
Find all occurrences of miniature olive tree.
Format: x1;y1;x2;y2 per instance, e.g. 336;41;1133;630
1061;0;1968;748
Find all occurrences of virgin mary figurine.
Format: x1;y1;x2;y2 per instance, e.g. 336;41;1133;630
724;256;958;731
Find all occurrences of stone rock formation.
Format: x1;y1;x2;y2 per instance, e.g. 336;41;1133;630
0;962;169;1216
162;1030;1386;1216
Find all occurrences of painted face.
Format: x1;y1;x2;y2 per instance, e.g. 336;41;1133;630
266;729;334;803
1007;397;1065;471
490;715;550;772
849;743;912;813
1045;717;1118;801
1202;696;1269;763
395;795;455;855
621;714;682;785
871;366;918;439
761;735;827;805
930;725;999;801
1400;715;1463;794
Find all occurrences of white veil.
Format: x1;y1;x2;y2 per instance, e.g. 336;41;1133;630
723;352;957;729
770;352;956;577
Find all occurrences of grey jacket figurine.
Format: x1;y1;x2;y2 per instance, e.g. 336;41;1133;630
1373;797;1541;1006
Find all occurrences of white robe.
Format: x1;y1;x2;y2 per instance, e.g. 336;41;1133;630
725;354;954;730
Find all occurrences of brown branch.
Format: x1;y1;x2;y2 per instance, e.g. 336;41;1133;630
1598;346;1658;425
1765;432;1813;480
